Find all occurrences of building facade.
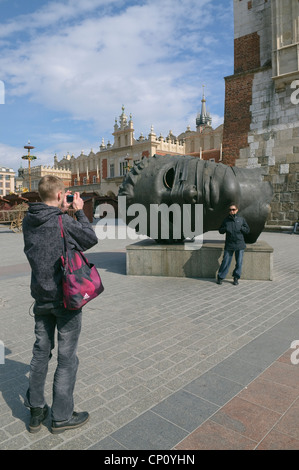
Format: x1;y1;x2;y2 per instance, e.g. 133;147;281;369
178;88;223;161
222;0;299;226
56;106;186;197
19;164;72;192
56;101;223;197
0;167;14;196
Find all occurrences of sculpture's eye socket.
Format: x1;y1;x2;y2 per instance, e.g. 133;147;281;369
164;168;175;189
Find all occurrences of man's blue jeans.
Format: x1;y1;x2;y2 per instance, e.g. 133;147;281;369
25;303;82;422
218;249;244;280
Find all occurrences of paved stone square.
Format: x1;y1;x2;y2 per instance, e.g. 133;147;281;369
0;223;298;450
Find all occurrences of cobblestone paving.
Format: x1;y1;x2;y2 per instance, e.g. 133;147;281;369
0;225;298;449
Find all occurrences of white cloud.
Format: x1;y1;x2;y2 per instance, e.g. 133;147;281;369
0;143;24;170
0;0;233;170
0;0;121;38
0;137;99;172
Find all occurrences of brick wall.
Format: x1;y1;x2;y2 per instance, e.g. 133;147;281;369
227;0;299;227
187;149;221;162
234;32;260;74
222;30;261;166
222;73;254;166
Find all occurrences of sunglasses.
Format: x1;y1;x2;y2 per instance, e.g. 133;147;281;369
229;208;237;212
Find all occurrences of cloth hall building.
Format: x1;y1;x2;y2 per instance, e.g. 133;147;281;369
54;100;223;198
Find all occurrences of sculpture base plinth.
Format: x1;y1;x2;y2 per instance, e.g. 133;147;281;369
126;239;273;280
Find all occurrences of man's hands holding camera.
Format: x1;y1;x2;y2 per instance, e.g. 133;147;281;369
62;191;84;212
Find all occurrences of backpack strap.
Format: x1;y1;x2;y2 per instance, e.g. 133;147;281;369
58;215;67;260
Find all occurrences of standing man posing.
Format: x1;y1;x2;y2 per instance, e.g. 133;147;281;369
23;175;98;434
217;203;250;285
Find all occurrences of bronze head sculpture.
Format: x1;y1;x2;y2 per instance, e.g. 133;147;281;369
118;154;273;243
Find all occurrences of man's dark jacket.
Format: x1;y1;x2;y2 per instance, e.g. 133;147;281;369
23;202;98;304
219;214;250;251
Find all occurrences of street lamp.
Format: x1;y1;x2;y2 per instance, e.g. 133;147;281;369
22;141;37;192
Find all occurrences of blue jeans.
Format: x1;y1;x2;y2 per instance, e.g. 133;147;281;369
218;249;244;280
25;302;82;422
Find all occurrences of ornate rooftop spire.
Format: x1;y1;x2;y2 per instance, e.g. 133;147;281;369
196;85;212;131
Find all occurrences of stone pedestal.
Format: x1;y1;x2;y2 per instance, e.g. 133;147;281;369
126;239;273;280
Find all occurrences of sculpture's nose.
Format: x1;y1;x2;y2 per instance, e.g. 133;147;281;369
183;186;198;204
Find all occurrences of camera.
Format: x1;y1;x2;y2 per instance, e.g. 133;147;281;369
66;194;74;203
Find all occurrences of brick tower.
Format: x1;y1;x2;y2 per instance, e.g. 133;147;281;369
222;0;299;227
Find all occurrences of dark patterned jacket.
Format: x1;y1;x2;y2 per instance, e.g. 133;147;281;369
23;203;98;303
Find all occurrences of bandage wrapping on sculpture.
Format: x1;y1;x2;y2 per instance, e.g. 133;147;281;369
59;215;104;310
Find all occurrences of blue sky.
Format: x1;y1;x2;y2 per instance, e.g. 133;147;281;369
0;0;234;172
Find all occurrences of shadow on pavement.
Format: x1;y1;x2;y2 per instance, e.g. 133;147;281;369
87;251;126;275
0;348;31;430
